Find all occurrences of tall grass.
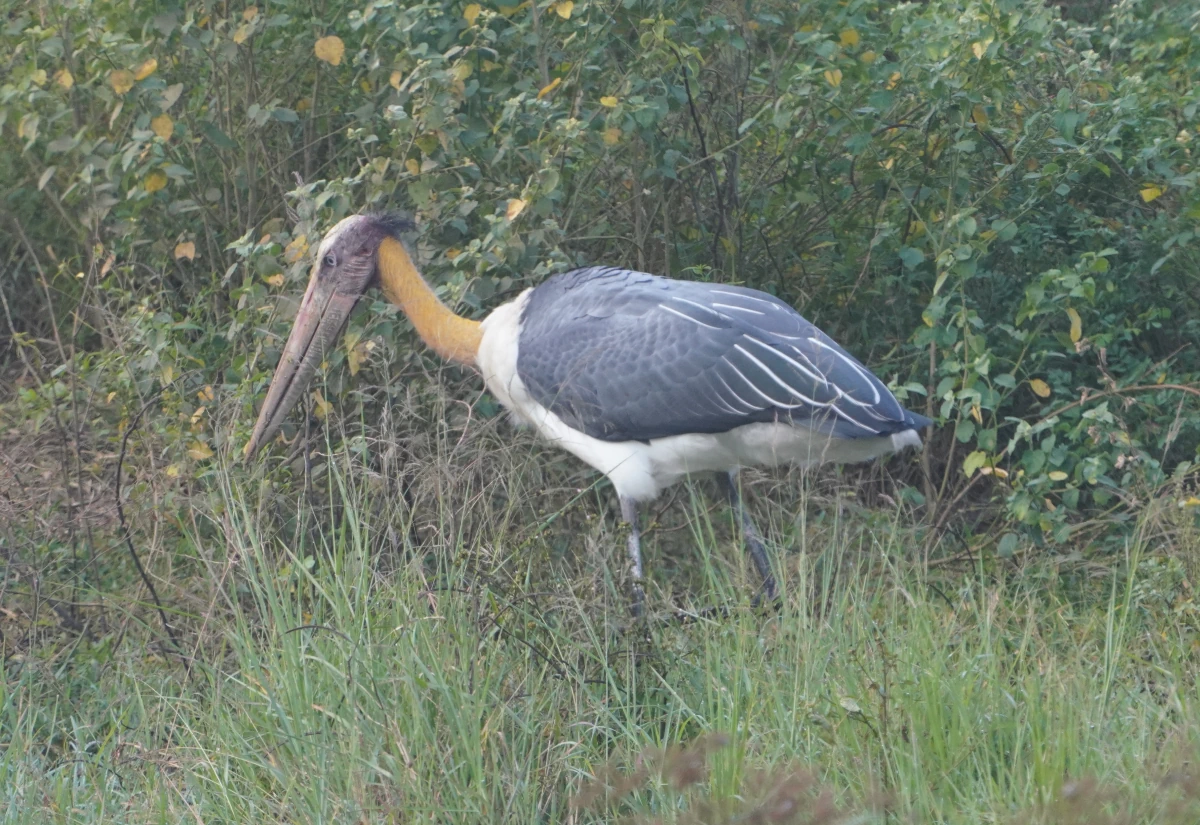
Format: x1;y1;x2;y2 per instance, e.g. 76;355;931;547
3;436;1200;823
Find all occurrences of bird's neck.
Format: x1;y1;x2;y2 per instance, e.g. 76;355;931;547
377;236;482;366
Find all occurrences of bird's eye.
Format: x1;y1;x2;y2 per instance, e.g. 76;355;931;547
323;253;336;268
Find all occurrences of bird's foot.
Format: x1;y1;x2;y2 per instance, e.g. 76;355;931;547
673;585;782;623
672;603;731;624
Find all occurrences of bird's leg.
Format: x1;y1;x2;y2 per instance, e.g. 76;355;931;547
619;496;646;618
717;472;779;604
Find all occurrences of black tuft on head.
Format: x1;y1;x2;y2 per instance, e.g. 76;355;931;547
368;212;417;239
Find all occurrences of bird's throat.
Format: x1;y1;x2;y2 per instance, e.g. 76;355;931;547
377;236;482;366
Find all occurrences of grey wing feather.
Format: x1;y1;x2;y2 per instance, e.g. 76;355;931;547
517;268;930;443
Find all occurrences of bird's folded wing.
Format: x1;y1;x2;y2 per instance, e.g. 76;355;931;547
516;272;912;443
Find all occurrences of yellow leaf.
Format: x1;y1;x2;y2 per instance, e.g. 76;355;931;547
554;0;574;19
314;35;345;66
348;341;372;376
1140;184;1164;203
265;273;285;287
537;77;562;99
31;69;47;86
1030;378;1051;398
506;198;527;220
1048;471;1068;482
188;442;214;460
243;5;259;20
389;70;403;89
198;385;215;402
454;63;473;80
839;28;859;47
144;169;168;193
110;69;135;95
860;50;876;64
972;104;988;125
191;406;207;425
283;235;308;263
405;158;420;175
1067;307;1081;343
824;68;842;87
312;389;332;419
174;241;196;260
600;95;618;108
233;24;251;44
886;71;901;90
1184;497;1200;507
151;113;174;140
134;58;158;81
970;405;982;424
603;126;620;145
165;464;181;478
972;41;986;59
55;68;74;89
464;3;481;24
933;269;949;296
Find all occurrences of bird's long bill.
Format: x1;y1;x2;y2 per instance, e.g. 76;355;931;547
243;272;362;457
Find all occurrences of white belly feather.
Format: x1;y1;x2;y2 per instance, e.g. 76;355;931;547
477;291;921;503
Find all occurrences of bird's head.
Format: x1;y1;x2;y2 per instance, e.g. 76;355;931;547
243;212;414;457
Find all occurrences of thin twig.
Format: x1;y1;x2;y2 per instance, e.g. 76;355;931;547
115;395;189;664
1037;383;1200;423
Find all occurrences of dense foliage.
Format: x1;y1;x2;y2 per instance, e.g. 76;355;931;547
3;0;1200;558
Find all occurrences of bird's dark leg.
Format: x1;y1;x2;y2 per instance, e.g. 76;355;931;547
717;472;779;604
619;496;646;618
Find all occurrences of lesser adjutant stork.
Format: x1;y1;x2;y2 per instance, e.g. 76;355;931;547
245;213;931;613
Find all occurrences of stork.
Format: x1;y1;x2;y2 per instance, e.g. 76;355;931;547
245;213;932;614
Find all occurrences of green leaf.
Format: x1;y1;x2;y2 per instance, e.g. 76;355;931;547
992;219;1018;241
898;246;924;269
963;450;988;477
200;121;237;150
